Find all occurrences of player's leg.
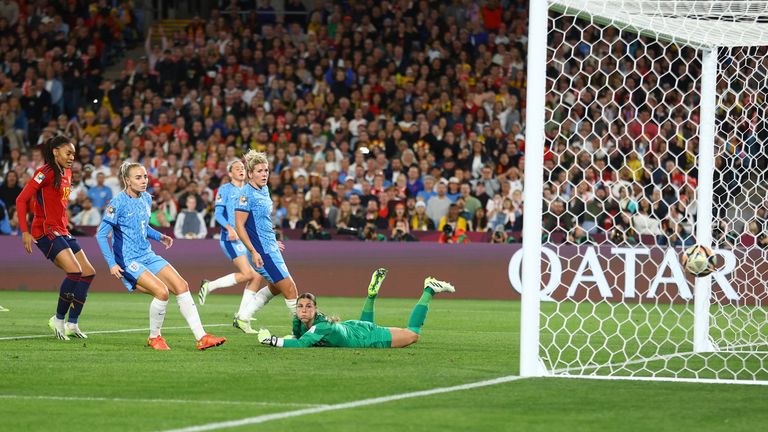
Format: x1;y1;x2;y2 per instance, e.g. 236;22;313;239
262;253;298;315
404;277;456;337
155;261;226;350
45;237;83;341
199;240;253;305
360;268;388;323
233;267;273;334
64;239;95;338
134;269;171;350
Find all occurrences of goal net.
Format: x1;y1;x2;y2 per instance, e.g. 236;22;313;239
520;0;768;383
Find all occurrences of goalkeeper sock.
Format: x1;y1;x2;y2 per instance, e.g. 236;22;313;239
176;291;206;340
406;290;434;334
67;274;93;324
238;286;272;320
149;298;168;338
360;296;376;323
56;272;81;320
284;298;297;315
207;273;238;293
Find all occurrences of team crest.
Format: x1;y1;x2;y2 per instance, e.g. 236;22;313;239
128;262;140;272
235;243;246;252
34;172;46;184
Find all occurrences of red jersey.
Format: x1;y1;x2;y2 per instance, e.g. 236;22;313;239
16;165;71;238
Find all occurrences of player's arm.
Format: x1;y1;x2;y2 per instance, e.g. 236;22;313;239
15;170;48;253
147;225;173;249
213;196;237;240
235;208;263;268
96;219;124;279
258;324;328;348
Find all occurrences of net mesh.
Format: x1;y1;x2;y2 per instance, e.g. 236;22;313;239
539;2;768;381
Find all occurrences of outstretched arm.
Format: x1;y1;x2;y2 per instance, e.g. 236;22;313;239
258;327;326;348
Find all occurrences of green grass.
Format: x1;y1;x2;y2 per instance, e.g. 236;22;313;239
1;291;767;431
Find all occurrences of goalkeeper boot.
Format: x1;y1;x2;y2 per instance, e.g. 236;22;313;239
147;335;170;350
233;315;258;334
198;280;210;305
197;334;227;351
48;316;69;341
368;268;388;298
65;322;88;339
424;277;456;294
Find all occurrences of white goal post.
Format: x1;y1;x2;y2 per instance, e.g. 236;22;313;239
521;1;768;382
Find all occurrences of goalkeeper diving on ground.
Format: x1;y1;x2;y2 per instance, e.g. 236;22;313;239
256;268;455;348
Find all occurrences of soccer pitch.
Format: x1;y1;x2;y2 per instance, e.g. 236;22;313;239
1;292;766;431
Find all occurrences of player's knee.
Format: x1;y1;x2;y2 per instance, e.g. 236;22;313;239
82;262;96;277
155;289;169;302
175;278;190;294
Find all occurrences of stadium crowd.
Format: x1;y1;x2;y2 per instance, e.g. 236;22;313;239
0;0;763;247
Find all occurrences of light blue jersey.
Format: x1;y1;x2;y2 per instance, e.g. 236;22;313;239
96;191;169;290
214;182;244;237
215;182;249;260
236;183;289;283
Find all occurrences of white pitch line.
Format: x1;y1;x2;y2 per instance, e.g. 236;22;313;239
158;375;526;432
551;374;768;386
0;394;324;408
0;323;231;341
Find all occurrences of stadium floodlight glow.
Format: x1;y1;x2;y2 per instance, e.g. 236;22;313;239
521;0;768;383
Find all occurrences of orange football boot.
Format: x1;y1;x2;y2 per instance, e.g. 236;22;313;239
196;334;226;351
147;335;171;350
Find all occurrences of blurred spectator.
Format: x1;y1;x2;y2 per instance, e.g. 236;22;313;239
390;219;417;242
87;172;113;212
174;195;207;239
71;197;101;226
438;223;469;244
0;170;21;209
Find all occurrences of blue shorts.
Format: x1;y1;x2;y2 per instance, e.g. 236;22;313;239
120;254;170;291
251;250;290;284
220;238;249;260
35;234;82;262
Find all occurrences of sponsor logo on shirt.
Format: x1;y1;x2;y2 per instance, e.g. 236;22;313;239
105;206;115;219
34;172;46;184
216;193;223;203
239;195;247;206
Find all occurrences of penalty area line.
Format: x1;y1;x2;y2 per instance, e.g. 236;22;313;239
0;323;231;341
158;375;526;432
0;394;324;408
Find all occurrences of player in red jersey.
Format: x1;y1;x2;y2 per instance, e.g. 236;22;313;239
15;136;97;341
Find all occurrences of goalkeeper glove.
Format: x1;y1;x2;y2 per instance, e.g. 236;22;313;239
257;328;280;347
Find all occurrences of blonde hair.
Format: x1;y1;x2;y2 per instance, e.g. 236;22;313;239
243;150;269;173
227;158;244;173
119;161;144;189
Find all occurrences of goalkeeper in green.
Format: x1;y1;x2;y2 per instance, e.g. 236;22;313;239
257;268;455;348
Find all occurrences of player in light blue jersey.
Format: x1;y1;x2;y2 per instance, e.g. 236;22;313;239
198;158;281;334
235;150;299;316
96;162;226;351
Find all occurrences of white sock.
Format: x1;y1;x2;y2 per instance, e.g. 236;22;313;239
176;291;206;340
285;298;297;316
236;285;257;317
149;298;168;338
240;286;273;320
208;273;239;292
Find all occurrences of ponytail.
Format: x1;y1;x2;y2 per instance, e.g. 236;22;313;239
119;161;143;189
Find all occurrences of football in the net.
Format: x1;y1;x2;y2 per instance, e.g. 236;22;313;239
681;245;717;277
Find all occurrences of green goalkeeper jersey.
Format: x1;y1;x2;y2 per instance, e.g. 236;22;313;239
285;314;391;348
